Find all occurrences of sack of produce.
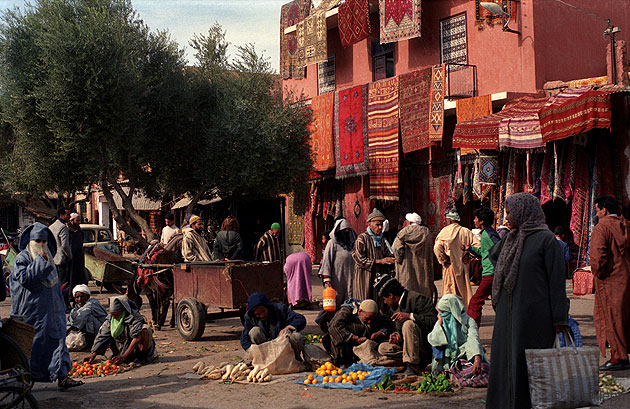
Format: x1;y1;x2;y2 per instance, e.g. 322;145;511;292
249;332;306;375
303;344;332;371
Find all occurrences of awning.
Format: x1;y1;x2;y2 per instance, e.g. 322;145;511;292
111;187;162;211
171;195;222;210
539;86;611;143
453;95;548;150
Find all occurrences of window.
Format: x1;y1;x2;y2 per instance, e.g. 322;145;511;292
372;42;395;81
440;13;468;65
98;229;112;242
83;230;96;243
317;54;336;95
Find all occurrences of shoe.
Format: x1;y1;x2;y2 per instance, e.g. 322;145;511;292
58;376;84;391
599;361;626;371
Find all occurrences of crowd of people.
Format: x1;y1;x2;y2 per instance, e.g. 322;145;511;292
3;191;629;408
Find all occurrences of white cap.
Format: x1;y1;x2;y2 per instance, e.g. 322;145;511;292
359;299;378;313
405;213;422;225
72;284;90;297
70;213;80;221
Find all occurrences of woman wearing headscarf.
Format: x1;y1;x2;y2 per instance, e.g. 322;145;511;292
485;193;568;409
9;222;83;390
318;218;357;307
86;295;157;365
66;284;108;349
213;216;244;260
428;294;485;376
284;252;312;306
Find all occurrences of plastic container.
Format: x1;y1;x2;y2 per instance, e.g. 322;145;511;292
323;286;336;311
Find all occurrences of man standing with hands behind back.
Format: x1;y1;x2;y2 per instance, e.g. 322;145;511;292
49;207;72;284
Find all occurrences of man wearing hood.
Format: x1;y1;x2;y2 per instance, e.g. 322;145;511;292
352;209;395;301
463;207;501;327
319;218;357;307
240;292;306;351
590;195;630;371
86;295;157;365
181;215;213;262
66;284;108;349
392;213;434;299
10;222;83;390
434;210;477;306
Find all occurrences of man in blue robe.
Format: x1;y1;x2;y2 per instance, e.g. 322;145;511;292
10;222;83;390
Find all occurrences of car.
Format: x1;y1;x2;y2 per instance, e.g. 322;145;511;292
80;224;120;255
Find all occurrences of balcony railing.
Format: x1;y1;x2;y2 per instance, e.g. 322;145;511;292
445;63;477;99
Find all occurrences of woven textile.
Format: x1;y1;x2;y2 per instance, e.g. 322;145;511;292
456;94;493;123
479;154;499;185
335;84;369;179
317;54;336;95
426;175;450;235
462;165;471;205
309;93;335;171
498;96;548;150
399;68;432;153
344;176;369;235
379;0;422;44
367;77;400;200
429;64;446;143
540;88;611;143
304;185;316;262
568;76;608;88
297;10;328;68
287;193;305;245
440;13;467;64
453;96;548;150
280;0;311;79
338;0;371;47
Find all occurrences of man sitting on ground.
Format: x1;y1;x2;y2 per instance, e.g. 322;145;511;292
66;284;108;349
374;275;437;375
86;296;157;365
240;292;306;352
326;299;394;366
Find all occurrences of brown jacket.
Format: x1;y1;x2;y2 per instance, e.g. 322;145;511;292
590;215;630;359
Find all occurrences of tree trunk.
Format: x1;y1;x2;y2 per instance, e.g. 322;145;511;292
100;175;154;250
184;185;208;219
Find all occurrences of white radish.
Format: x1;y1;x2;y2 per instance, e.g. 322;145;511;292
222;365;233;380
263;374;272;382
248;365;261;381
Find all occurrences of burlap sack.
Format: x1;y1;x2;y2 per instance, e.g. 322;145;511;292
352;340;382;365
303;344;333;371
248;332;306;375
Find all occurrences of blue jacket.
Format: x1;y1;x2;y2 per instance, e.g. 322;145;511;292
240;292;306;350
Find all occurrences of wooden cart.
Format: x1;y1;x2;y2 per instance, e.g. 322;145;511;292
172;261;283;340
85;248;135;292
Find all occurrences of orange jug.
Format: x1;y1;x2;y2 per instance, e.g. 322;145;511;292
323;286;336;311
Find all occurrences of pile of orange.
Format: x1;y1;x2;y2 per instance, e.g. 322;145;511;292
304;362;370;385
68;360;121;377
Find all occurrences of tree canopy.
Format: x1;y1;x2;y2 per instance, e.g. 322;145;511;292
0;0;312;248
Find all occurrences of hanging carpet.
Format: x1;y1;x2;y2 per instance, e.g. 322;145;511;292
399;67;432;153
497;96;548;151
379;0;422;44
335;84;369;179
338;0;371;47
297;10;328;68
280;0;311;79
456;94;493;123
428;64;446;143
309;93;336;171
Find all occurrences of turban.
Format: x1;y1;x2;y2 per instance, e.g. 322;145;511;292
72;284;91;297
359;299;378;313
405;213;422;225
367;209;386;222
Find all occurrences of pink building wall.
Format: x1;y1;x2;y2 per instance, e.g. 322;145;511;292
283;0;630;99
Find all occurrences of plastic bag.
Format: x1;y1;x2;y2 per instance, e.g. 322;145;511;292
66;331;86;351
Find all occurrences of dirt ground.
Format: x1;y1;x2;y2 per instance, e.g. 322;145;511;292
1;271;629;409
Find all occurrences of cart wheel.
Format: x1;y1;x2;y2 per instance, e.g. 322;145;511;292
176;298;206;340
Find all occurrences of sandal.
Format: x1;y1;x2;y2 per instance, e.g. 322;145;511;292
58;376;84;391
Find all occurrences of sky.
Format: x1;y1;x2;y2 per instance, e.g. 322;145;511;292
0;0;295;71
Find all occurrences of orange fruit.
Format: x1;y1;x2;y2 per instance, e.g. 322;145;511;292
330;370;337;376
305;379;312;384
342;379;347;383
358;375;366;380
311;379;318;384
325;362;333;370
335;376;342;383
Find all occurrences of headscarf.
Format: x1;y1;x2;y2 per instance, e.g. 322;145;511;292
110;311;126;338
72;284;91;297
405;213;422;225
492;192;548;306
19;223;58;288
436;294;468;359
331;218;356;251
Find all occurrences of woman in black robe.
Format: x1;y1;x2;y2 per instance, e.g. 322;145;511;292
486;193;568;409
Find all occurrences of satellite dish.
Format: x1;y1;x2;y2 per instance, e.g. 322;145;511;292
480;2;510;18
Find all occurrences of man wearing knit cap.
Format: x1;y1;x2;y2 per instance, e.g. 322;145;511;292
326;298;394;366
181;215;213;262
392;213;434;299
374;275;437;374
352;209;395;300
434;210;477;306
254;222;282;262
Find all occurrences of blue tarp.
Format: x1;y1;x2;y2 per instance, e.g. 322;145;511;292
294;363;396;391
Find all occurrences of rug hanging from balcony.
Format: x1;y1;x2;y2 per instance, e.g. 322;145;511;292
399;67;432;153
309;93;335;171
498;96;548;151
379;0;422;44
335;84;369;179
428;64;446;143
297;10;328;68
456;94;493;123
317;54;336;95
280;0;311;79
338;0;371;47
367;77;400;201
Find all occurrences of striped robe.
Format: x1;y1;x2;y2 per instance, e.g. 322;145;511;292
254;231;281;262
352;232;393;301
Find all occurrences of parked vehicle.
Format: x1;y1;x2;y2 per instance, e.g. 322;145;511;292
80;224;120;255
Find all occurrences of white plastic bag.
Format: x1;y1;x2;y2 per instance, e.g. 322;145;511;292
65;331;86;351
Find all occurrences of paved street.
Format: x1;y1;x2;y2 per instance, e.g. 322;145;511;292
1;270;628;409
